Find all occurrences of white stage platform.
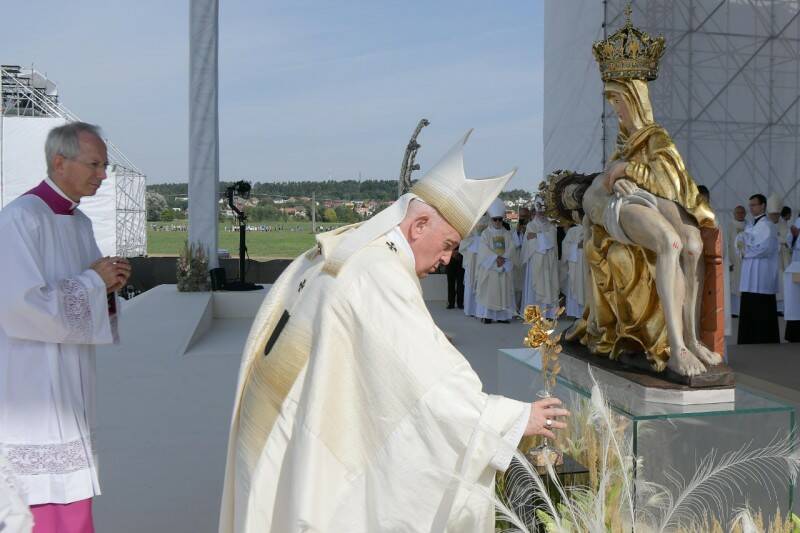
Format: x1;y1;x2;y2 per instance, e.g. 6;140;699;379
94;285;269;532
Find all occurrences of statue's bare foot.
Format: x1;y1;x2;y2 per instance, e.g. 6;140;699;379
667;346;707;377
687;340;723;366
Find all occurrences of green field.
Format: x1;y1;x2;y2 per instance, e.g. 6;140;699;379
147;221;341;259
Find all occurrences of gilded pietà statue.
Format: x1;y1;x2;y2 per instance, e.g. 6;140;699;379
541;6;725;379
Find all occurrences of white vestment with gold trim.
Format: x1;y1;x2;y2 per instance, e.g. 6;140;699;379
219;226;527;533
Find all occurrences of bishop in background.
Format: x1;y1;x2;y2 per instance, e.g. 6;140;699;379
219;131;569;533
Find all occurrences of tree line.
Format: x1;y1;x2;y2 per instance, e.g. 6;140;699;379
148;181;531;203
146;180;532;222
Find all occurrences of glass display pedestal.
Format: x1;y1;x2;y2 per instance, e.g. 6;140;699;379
497;347;796;522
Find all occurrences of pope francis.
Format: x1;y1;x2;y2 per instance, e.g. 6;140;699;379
219;130;569;533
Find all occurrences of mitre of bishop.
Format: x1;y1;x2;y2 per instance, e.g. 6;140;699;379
767;192;783;215
323;130;516;275
411;130;516;237
486;198;506;219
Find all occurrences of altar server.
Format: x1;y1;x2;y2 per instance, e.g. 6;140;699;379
560;222;585;318
219;131;569;533
784;214;800;342
521;202;560;319
729;205;747;316
737;193;780;344
459;215;487;317
512;207;531;309
768;193;790;313
475;199;517;324
0;122;131;532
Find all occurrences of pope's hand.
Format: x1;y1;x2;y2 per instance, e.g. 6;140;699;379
527;233;536;240
496;256;506;268
524;397;570;439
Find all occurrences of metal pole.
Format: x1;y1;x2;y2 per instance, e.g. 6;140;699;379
239;218;246;282
189;0;220;268
312;191;316;233
601;0;608;169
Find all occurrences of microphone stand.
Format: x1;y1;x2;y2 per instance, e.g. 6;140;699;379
224;186;262;291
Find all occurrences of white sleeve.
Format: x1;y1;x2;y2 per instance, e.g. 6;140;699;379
536;227;556;253
0;212;113;345
744;230;778;259
490;403;530;472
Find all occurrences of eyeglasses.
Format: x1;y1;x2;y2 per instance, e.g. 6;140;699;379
67;157;110;171
491;217;503;221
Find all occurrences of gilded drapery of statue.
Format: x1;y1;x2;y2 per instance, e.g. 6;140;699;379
572;222;670;371
606;80;714;229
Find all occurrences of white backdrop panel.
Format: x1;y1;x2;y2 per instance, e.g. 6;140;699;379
0;117;66;206
543;0;604;176
81;169;117;257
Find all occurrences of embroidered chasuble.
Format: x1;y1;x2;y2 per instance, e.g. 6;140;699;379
220;226;527;533
520;218;559;316
474;226;516;314
0;181;116;506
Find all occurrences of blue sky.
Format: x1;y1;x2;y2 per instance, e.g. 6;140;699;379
4;1;543;190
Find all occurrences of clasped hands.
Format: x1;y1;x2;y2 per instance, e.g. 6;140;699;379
91;256;132;293
495;256;506;268
524;396;570;440
604;161;631;192
603;161;639;197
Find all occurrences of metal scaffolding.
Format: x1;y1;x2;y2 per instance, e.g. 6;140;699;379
604;0;800;213
1;65;147;255
544;0;800;215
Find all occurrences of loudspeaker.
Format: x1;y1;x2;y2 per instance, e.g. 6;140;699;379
209;267;227;291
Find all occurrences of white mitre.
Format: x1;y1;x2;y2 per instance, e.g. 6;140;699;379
487;198;505;219
323;130;516;275
410;131;515;237
767;192;782;215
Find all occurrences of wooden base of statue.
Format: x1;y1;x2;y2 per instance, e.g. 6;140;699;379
562;338;734;389
552;341;734;404
699;226;725;355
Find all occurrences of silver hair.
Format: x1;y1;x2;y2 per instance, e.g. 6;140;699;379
45;122;104;177
406;198;446;226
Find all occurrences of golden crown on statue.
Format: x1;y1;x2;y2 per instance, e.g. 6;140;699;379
592;3;665;82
